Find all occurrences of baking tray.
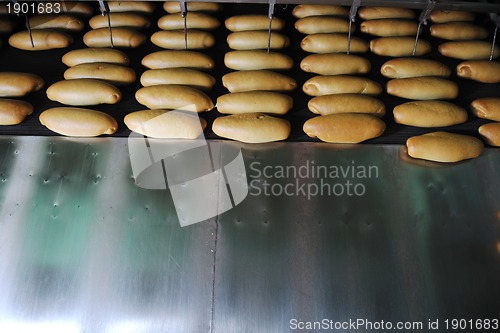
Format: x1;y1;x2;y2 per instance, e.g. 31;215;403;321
0;1;499;144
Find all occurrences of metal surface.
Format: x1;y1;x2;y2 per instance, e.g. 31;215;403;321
0;136;499;332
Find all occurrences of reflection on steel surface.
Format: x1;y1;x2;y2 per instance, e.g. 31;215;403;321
0;137;498;332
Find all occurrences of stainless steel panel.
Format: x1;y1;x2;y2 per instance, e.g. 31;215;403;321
213;143;500;332
0;136;215;333
0;137;499;332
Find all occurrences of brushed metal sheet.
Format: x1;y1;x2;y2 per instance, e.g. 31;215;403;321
213;143;500;333
0;137;498;333
0;136;216;333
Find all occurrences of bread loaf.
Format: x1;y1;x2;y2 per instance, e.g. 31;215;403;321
358;7;415;20
380;58;451;78
107;1;155;14
308;94;385;117
360;19;418;37
163;1;221;13
429;10;475;23
227;31;289;50
386;77;458;100
301;54;370;75
295;16;351;34
370;37;431;56
406;132;483;163
393;101;467;127
0;99;33;125
301;33;368;53
151;30;215;49
216;92;293;115
224;50;293;71
63;63;136;86
141;50;214;70
222;70;297;93
438;41;500;60
135;85;214;112
478;123;500;147
158;13;220;30
89;12;150;29
29;14;84;31
46;79;121;105
470;98;500;121
84;27;146;48
39;107;118;137
430;22;488;40
225;15;284;31
456;60;500;83
9;30;73;50
62;48;130;66
303;113;385;143
292;5;349;18
212;113;291;143
124;109;207;139
0;72;44;97
303;75;382;96
140;68;215;90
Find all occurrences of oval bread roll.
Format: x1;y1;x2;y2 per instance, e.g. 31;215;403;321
107;1;155;14
292;5;349;18
308;94;385;117
478;123;500;147
0;72;44;97
381;58;451;78
470;98;500;121
430;22;488;40
358;7;415;20
224;50;293;71
52;1;94;16
213;113;291;143
360;19;419;37
295;16;351;34
0;99;33;125
124;109;207;139
84;27;145;48
301;33;368;53
303;76;382;97
158;13;220;30
141;50;214;70
456;60;500;83
301;54;370;75
62;48;130;66
429;10;475;23
29;14;84;31
140;68;215;90
406;132;483;163
393;101;467;127
386;77;458;100
227;31;289;50
217;92;293;115
46;79;121;106
151;30;214;49
225;15;284;32
163;1;221;13
63;63;136;86
303;113;385;143
438;41;500;60
222;70;297;93
89;12;150;29
370;37;431;57
39;107;117;137
9;30;73;50
135;85;214;112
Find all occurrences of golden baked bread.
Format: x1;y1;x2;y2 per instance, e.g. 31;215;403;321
301;33;368;53
30;14;84;31
456;60;500;83
224;51;293;71
303;75;382;96
0;99;33;125
470;98;500;121
62;48;130;66
217;92;293;115
370;37;431;57
46;79;121;106
151;30;214;49
227;31;289;50
158;13;220;30
478;123;500;147
308;94;385;117
222;70;297;93
141;50;214;70
135;85;214;112
0;72;44;97
63;63;136;86
84;27;146;48
438;41;500;60
295;16;351;34
360;19;418;37
225;15;284;31
430;22;488;40
89;12;151;29
9;30;73;50
393;101;467;127
140;68;215;90
380;58;451;78
301;54;370;75
386;77;458;100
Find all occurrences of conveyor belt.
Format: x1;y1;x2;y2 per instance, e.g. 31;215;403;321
0;2;499;144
